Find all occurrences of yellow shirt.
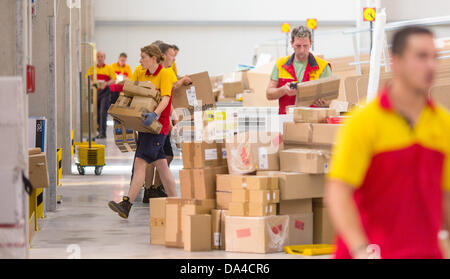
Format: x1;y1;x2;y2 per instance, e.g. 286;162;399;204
130;64;173;97
170;62;178;77
85;64;116;81
110;62;132;78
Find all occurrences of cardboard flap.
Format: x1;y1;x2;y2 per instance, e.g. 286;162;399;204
173;71;216;111
296;76;340;107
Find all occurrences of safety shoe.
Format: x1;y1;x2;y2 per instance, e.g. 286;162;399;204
155;184;168;197
142;185;166;203
108;196;133;219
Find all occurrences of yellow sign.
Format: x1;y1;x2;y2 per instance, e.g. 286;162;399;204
363;7;376;22
306;18;317;30
281;23;291;33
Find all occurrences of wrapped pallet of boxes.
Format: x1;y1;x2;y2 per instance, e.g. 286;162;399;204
172;71;216;113
211;209;228;250
108;80;162;133
165;198;215;248
225;215;289;253
313;198;335;244
295;76;340;107
228;175;279;217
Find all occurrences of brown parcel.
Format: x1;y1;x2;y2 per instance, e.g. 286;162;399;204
172;71;216;112
211;209;228;250
248;190;272;204
313;198;335;244
231;189;248;203
29;152;50;188
179;169;195;199
108;105;162;134
278;199;313;215
150;198;167;245
194;142;221;169
194;166;228;200
222;81;244;98
293;107;337;123
183;214;212;252
287;213;314;246
295;76;340;107
225;215;289;254
181;142;195;169
283;122;342;146
216;191;232;210
257;171;325;200
216;174;233;192
228;202;249;216
248;203;277;217
280;149;331;174
165;199;215;248
230;175;272;190
122;80;159;98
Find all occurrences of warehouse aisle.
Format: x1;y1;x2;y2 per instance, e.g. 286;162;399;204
28;118;325;259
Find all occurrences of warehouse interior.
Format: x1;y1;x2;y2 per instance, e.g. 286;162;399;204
1;0;450;260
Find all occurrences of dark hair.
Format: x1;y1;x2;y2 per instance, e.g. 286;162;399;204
291;25;312;42
151;40;164;47
141;44;165;64
392;26;434;56
159;43;175;55
172;45;179;51
119;52;127;58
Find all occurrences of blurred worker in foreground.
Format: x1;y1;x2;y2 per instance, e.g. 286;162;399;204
85;51;116;139
325;26;450;259
109;52;132;105
108;45;177;219
142;43;192;203
266;25;332;114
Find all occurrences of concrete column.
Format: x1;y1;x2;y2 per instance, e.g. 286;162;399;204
71;7;82;146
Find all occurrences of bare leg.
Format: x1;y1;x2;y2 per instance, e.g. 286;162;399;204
127;157;148;203
145;163;156;189
154;156;173;186
154;158;177;197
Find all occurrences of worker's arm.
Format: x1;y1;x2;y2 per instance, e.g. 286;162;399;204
325;179;372;258
154;96;170;116
173;75;192;90
266;80;296;100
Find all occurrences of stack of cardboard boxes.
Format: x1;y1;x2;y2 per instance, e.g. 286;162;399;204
220;70;250;102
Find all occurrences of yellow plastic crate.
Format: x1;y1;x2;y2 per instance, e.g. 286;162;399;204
284;244;336;256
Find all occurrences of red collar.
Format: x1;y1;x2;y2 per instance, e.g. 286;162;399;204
145;64;163;77
379;87;435;111
97;64;106;68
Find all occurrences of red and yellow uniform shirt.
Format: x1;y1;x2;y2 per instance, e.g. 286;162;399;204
328;88;450;259
170;62;178;77
274;53;330;114
131;64;175;135
110;62;132;92
85;64;116;82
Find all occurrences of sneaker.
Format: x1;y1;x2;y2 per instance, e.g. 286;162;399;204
155;184;168;197
108;196;133;219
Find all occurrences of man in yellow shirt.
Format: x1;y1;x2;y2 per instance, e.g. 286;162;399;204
109;52;132;105
85;51;116;139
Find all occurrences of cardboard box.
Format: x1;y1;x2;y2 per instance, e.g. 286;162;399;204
283;122;342;146
231;189;248;203
293;107;337;123
295;76;340;107
211;209;228;250
123;80;159;98
181;142;195;169
216;174;232;192
179;169;195;199
280;148;331;174
229;202;249;216
287;213;314;246
216;191;232;210
222;81;244;98
193;166;228;200
278;199;313;215
130;96;160;112
230;175;272;190
194;142;220;168
165;198;216;248
28;152;49;188
257;171;325;200
248;203;276;217
172;71;216;112
113;122;138;153
257;146;280;171
183;214;212;252
108;105;162;134
150;198;167;245
249;190;272;204
223;71;249;90
272;190;280;203
225;215;289;253
313;198;335;244
244;62;279;107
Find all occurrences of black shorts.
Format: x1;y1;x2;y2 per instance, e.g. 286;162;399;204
163;133;173;157
135;133;167;164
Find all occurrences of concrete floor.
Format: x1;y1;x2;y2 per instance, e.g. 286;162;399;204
29;119;326;259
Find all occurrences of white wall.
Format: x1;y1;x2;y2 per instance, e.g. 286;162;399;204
93;0;359;76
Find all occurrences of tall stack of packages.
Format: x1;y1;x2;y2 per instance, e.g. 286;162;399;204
223;132;292;253
273;106;343;245
0;78;28;258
